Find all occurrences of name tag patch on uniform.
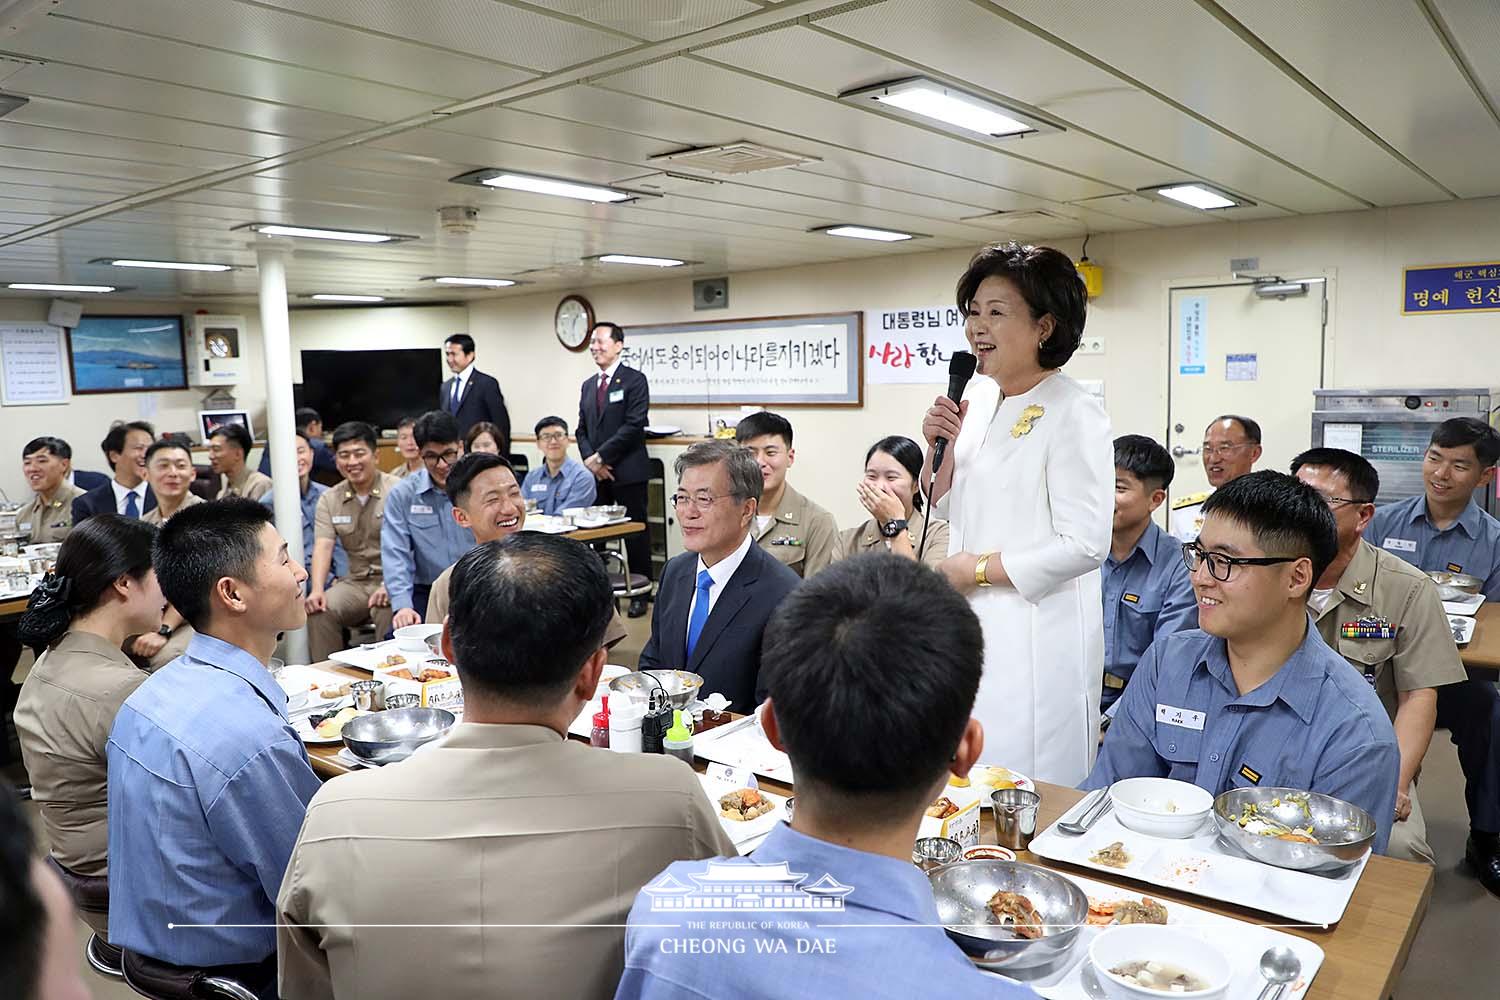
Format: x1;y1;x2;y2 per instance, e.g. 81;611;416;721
609;389;625;403
1122;593;1140;604
1238;763;1262;785
331;515;352;525
1382;538;1417;553
529;484;548;493
1446;562;1463;573
1156;704;1205;730
410;504;433;515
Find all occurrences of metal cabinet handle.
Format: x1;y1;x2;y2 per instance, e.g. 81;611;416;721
1171;445;1201;458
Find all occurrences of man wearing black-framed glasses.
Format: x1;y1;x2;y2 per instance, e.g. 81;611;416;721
1085;471;1402;855
382;411;475;631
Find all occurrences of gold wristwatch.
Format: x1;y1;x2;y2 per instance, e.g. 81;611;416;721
975;553;994;588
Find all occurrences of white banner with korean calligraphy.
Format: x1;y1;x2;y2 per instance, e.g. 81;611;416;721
864;305;969;384
620;312;861;406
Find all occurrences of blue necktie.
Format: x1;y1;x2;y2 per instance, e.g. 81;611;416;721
123;491;139;518
448;377;461;414
685;569;714;660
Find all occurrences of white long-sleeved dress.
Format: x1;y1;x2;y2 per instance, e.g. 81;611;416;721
934;371;1113;786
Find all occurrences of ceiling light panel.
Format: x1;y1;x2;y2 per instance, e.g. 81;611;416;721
839;77;1059;141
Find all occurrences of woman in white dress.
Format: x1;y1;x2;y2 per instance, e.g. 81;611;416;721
923;243;1113;786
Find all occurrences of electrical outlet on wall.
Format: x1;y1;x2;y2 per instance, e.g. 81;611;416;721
1078;336;1106;355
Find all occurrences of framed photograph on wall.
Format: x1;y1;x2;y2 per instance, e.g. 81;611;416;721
66;315;188;394
199;409;254;444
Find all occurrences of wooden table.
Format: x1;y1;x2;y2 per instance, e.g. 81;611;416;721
303;663;1432;1000
560;521;644;544
1459;603;1500;673
0;596;27;622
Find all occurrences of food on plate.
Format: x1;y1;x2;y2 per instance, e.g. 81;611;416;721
1230;795;1319;843
1090;841;1132;869
313;707;365;739
719;789;775;822
925;796;960;819
418;666;452;682
378;654;407;669
1107;960;1208;993
1088;895;1169;926
947;775;972;788
962;845;1015;862
318;681;353;699
973;765;1020;790
384;667;415;679
985;890;1045;939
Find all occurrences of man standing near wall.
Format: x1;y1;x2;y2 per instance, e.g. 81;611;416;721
576;321;653;618
1170;414;1263;542
442;334;510;450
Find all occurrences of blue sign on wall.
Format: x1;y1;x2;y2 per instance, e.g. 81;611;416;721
1403;262;1500;315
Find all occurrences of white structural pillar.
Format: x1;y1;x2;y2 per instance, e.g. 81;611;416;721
256;243;309;662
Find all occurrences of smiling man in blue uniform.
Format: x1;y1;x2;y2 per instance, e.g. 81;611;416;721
1084;471;1402;854
383;410;476;630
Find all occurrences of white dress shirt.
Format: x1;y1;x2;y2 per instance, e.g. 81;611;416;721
685;532;753;647
111;479;148;516
594;360;621;392
449;362;475;409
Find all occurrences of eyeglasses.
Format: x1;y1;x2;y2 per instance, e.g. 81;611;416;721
537;431;568;443
669;492;731;512
1200;442;1253;458
1317;493;1372;509
421;448;461;468
1181;541;1298;582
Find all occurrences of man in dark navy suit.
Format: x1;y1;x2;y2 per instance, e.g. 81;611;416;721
441;334;510;450
576;321;653;617
639;441;799;712
71;420;157;524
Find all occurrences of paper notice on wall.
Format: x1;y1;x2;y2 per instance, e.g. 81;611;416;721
1177;296;1206;375
1225;353;1258;381
1323;423;1363;453
0;324;69;406
864;305;970;384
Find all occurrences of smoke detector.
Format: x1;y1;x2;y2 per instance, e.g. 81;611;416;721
437;205;478;235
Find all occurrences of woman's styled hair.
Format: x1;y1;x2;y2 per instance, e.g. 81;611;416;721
955;241;1087;369
865;435;926;512
16;514;157;653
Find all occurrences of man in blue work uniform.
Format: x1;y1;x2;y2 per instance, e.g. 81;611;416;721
383;411;476;631
1365;417;1500;895
521;415;597;516
1102;435;1198;714
1085;471;1402;854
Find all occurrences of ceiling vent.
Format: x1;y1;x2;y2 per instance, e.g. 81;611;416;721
0;91;27;119
961;208;1083;237
648;142;820;175
615;171;723;195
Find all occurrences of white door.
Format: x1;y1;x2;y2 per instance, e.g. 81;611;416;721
1167;281;1328;505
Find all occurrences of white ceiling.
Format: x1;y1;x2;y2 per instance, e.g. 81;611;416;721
0;0;1495;302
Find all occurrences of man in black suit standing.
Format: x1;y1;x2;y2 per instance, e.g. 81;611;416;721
577;321;654;617
71;420;157;524
441;334;510;450
639;441;799;712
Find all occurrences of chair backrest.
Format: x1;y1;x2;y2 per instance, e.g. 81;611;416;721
507;452;530;478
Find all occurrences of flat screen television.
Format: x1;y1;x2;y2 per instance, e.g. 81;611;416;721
294;348;443;433
67;315;188;393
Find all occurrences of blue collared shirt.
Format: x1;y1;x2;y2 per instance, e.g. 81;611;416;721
106;633;322;965
260;480;347;587
615;823;1032;1000
380;467;475;612
1083;623;1401;854
1366;494;1500;599
521;456;597;516
1103;520;1197;706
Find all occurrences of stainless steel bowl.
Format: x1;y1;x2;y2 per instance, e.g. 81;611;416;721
1213;786;1375;872
600;504;627;519
424;633;447;661
609;670;704;709
342;707;456;764
1427;570;1484;601
927;860;1088;970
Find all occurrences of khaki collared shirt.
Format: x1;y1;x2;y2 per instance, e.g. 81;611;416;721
19;483;85;543
314;472;398;580
753;482;838;578
1311;538;1466;718
140;491;204;526
218;466;273;501
14;630;149;875
277;723;734;1000
832;508;950;569
425;562;629;650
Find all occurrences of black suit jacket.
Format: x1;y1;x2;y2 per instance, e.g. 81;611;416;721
576;365;650;485
639;541;800;713
72;483;156;524
444;368;510;447
71;470;111;493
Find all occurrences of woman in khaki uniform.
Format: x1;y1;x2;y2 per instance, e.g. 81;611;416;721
833;436;950;568
13;514;162;938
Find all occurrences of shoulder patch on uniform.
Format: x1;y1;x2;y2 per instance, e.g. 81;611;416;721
1172;492;1210;510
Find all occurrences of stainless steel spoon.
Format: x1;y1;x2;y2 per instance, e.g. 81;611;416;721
1255;945;1301;1000
1057;787;1112;835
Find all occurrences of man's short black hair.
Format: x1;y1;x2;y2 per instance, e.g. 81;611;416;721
1290;448;1380;503
1431;417;1500;468
445;333;476;355
735;411;794;447
295;407;321;431
534;415;569;436
761;553;983;814
22;436;71;461
154;498;274;631
448;534;614;707
397;415;417;431
210;421;253;456
1201;470;1337;589
1210;414;1262;445
413;410;461;449
1114;434;1174;491
0;788;44;998
594;322;624;343
445;452;513;506
144;434;193;465
101;420;155;462
330;420;378;451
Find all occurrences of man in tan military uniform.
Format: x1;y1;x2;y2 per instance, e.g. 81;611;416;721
306;422;397;661
1296;449;1465;864
209;422;272;500
18;437;85;543
735;411;837;577
1169;415;1262;541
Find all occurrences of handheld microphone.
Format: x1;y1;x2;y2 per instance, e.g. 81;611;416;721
931;350;977;474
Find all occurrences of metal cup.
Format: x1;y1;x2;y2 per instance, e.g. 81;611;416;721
385;693;421;710
350;679;386;712
991;788;1042;851
912;836;962;872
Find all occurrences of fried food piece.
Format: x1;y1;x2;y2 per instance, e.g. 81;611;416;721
1090;841;1132;869
719;788;775;822
1276;831;1319;844
1114;896;1168;925
986;891;1045;939
379;654;407;668
926;796;960;819
417;666;452;682
385;667;415;680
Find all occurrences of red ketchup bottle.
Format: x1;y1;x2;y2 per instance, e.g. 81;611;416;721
590;694;610;749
